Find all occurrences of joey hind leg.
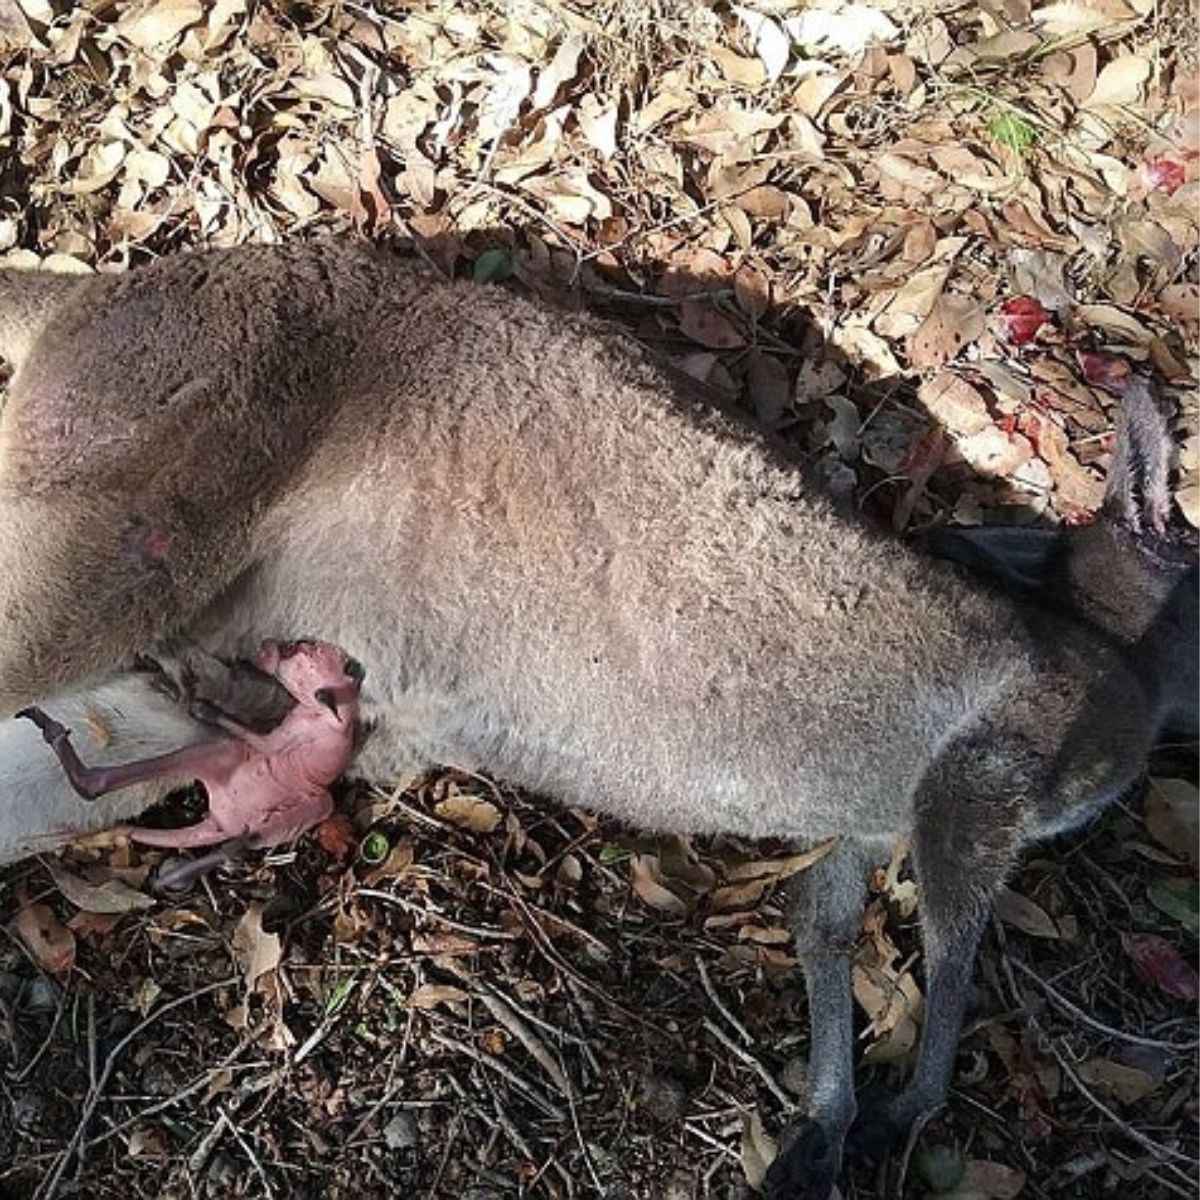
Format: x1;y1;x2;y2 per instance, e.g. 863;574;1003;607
848;738;1026;1161
17;705;226;802
763;838;879;1200
149;837;254;894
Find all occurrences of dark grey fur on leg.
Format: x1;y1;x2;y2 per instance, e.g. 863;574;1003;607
765;839;880;1199
850;730;1030;1161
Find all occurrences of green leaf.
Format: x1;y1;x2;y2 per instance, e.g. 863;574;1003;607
325;974;358;1016
473;248;513;284
597;843;627;865
360;830;390;864
988;112;1038;154
1147;878;1200;932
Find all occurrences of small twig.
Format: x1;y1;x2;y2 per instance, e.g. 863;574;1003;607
994;929;1198;1181
474;988;571;1093
224;1110;275;1197
9;980;69;1083
356;887;520;941
477;979;590;1047
696;957;755;1046
423;1109;461;1200
187;1110;231;1175
683;1120;742;1163
701;1018;794;1112
84;1042;258;1150
1010;958;1199;1051
429;1031;566;1121
36;977;237;1200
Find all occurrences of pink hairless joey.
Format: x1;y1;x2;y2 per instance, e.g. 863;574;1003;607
18;639;363;887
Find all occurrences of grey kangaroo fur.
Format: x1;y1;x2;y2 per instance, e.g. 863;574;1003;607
0;241;1194;1197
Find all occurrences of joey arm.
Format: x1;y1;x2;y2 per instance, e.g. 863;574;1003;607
17;706;233;802
188;699;277;754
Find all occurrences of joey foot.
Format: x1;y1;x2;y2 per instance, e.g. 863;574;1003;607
152;836;254;893
763;1118;841;1200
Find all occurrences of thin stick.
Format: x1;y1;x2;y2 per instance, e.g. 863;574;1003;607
701;1018;794;1112
429;1031;566;1121
36;977;237;1200
995;934;1197;1180
1011;959;1199;1051
696;957;755;1046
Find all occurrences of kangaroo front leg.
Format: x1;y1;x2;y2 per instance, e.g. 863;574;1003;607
764;838;879;1200
849;734;1027;1160
17;706;230;801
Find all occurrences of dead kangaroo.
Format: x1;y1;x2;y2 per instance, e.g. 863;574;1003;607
0;242;1194;1197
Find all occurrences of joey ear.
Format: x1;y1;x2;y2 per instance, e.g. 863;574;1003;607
924;525;1065;594
1103;377;1172;537
314;687;341;720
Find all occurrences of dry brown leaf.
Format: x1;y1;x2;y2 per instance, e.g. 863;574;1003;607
1075;1058;1159;1105
1176;484;1199;529
1035;418;1105;512
577;94;618;160
678;300;746;350
1035;0;1136;35
746;349;789;426
231;902;282;993
531;34;584;109
408;983;469;1010
1041;43;1098;104
908;293;986;369
117;0;204;49
435;793;502;834
1084;54;1151;109
917;372;991;436
733;262;772;319
1156;282;1199;324
47;862;155;915
737;184;790;222
854;958;922;1062
724;840;838;882
710;876;771;912
630;854;688;917
1144;778;1199;863
875;264;952;338
740;1107;779;1189
995;886;1060;939
956;1160;1028;1199
876;152;944;196
712;46;766;89
11;898;76;975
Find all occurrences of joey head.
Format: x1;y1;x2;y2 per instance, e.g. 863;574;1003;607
19;639;362;881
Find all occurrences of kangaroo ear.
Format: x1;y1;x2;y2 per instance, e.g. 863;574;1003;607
1102;377;1172;537
925;525;1065;594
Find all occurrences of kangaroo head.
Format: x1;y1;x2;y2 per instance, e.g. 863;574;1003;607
928;378;1198;738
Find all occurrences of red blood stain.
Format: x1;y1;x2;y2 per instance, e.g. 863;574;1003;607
138;528;172;560
998;295;1050;345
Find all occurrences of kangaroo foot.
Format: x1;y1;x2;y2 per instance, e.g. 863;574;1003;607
763;1118;842;1200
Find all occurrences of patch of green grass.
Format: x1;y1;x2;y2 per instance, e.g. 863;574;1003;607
988;110;1038;154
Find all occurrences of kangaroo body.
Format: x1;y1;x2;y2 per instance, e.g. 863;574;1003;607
0;242;1193;1197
